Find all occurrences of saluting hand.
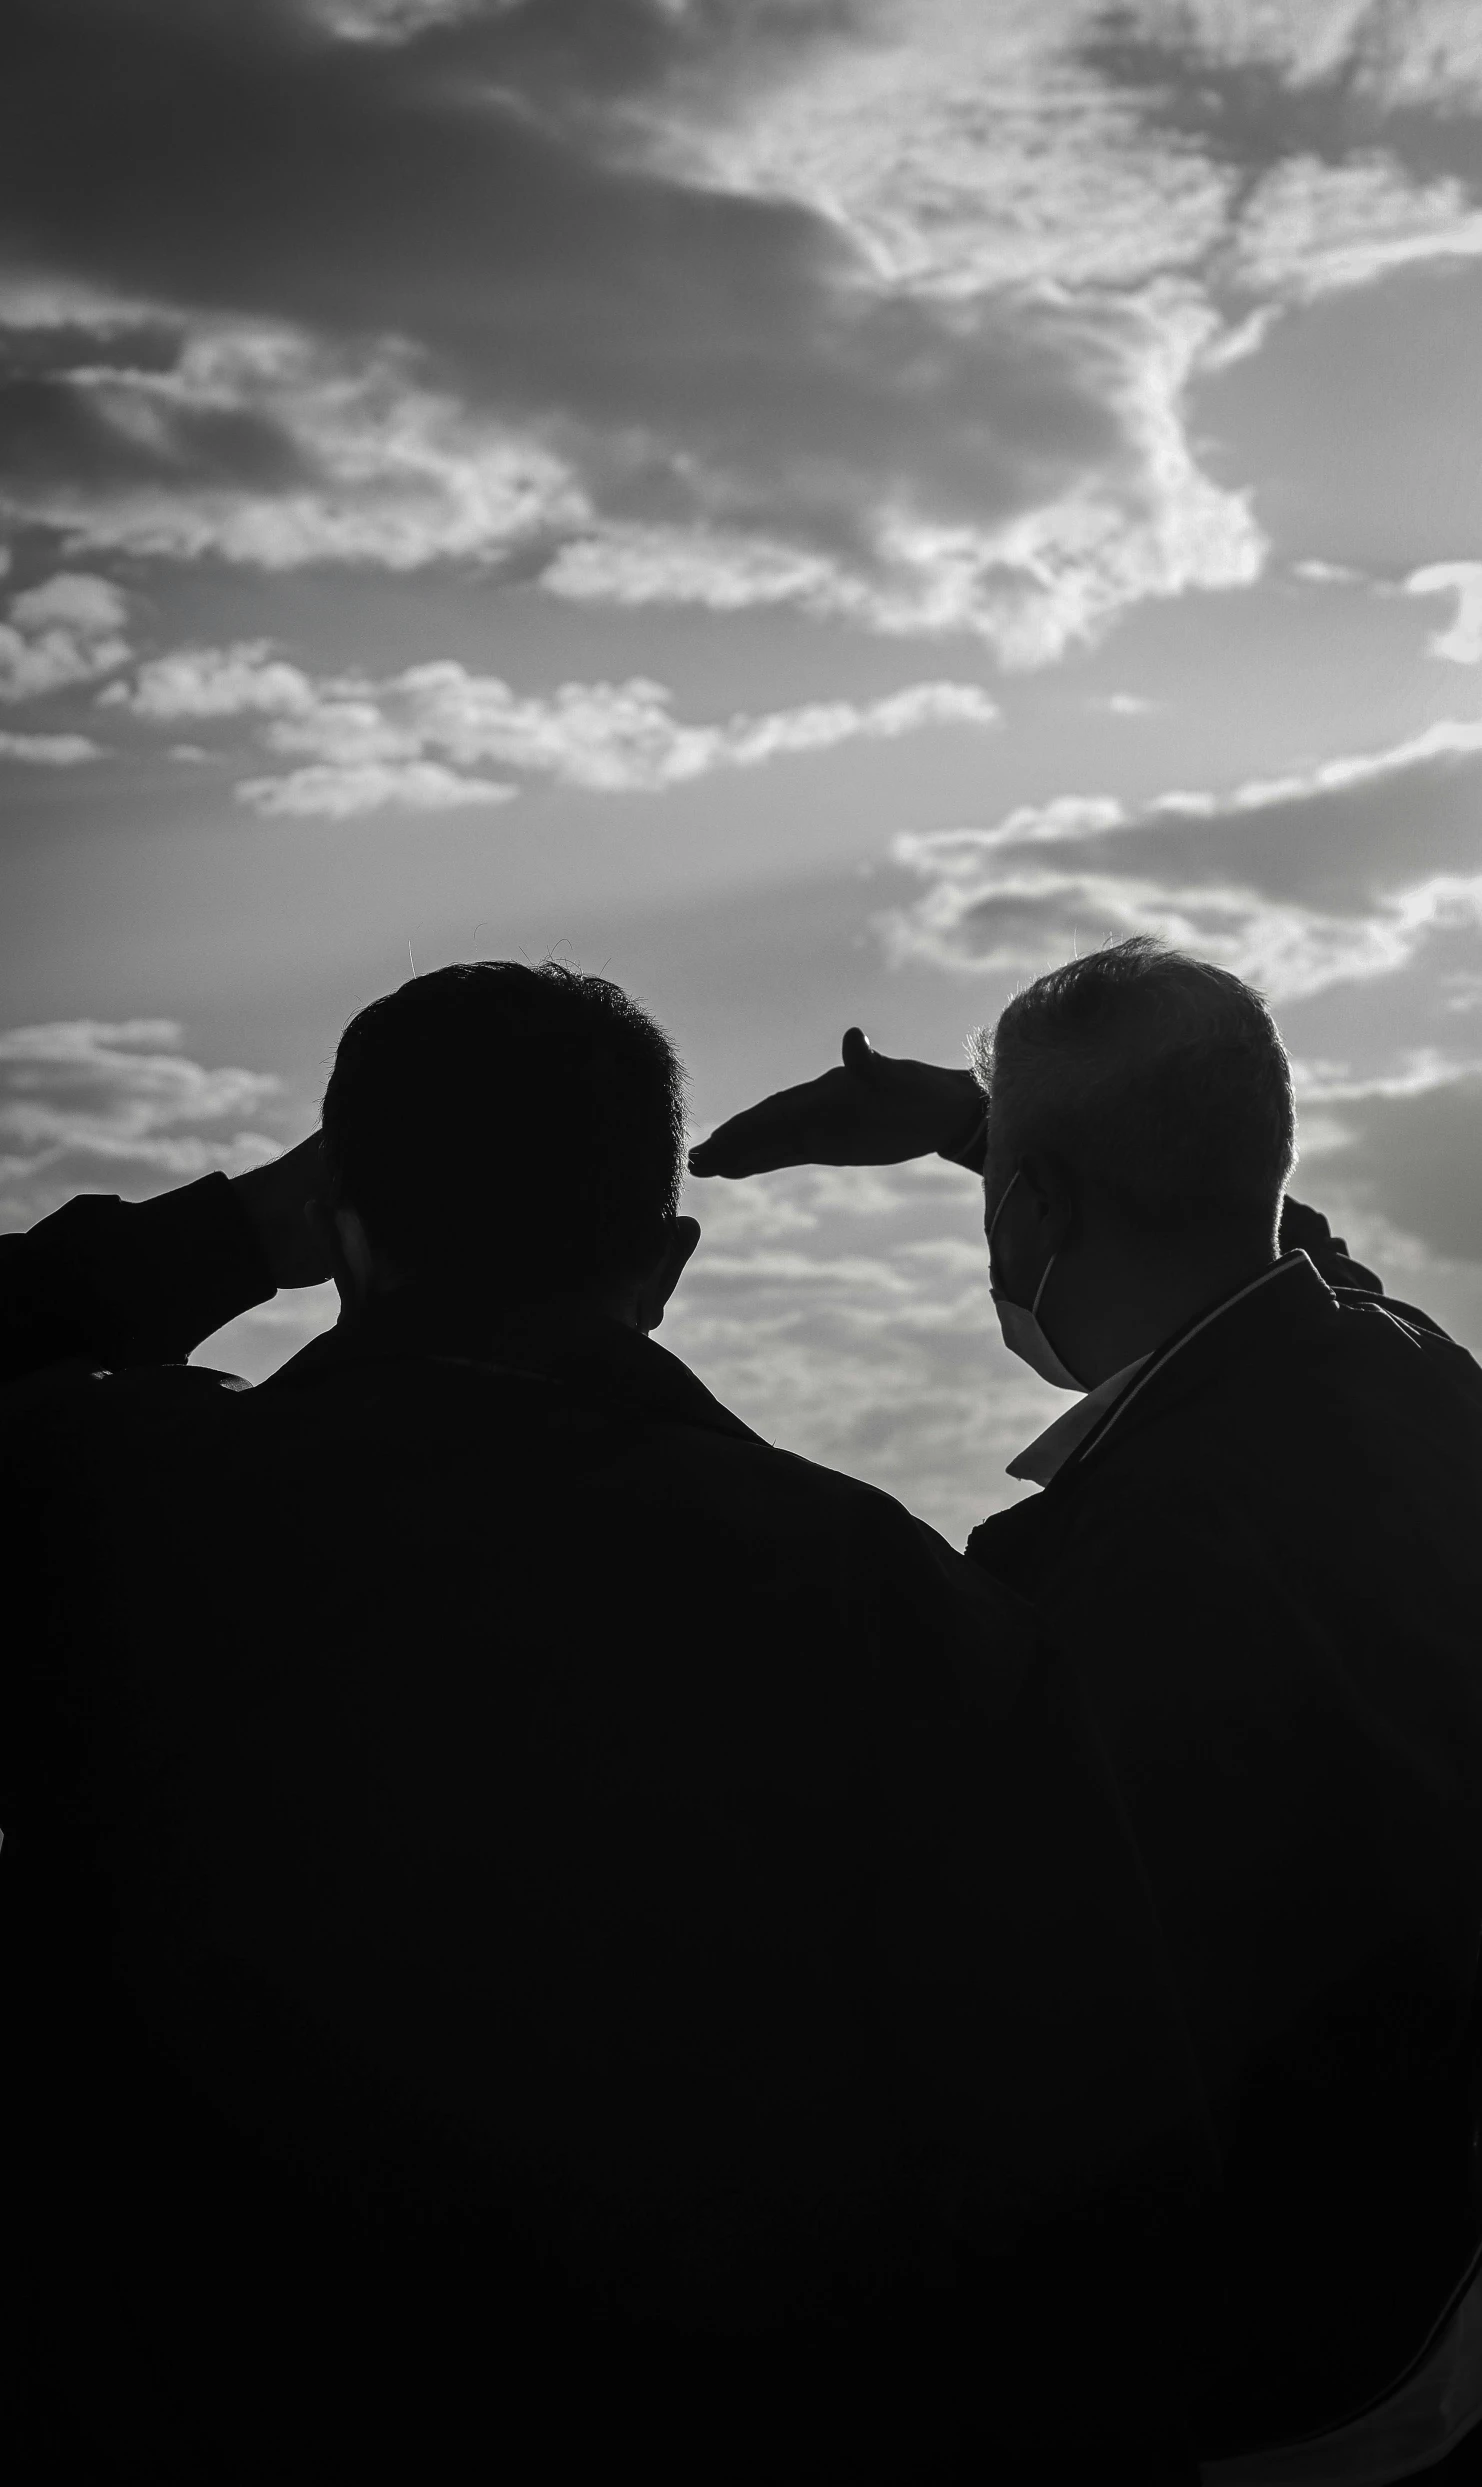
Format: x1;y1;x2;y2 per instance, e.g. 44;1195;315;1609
229;1132;335;1289
687;1028;983;1180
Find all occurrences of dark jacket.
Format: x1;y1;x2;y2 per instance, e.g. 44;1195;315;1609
1;1177;1217;2484
969;1208;1482;2453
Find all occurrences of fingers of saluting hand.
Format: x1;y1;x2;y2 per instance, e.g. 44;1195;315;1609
686;1036;879;1180
686;1095;808;1180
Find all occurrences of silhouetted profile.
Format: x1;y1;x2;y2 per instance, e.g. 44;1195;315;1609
5;962;1219;2484
693;937;1482;2477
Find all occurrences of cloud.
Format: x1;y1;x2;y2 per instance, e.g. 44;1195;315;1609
666;1153;1057;1542
0;1018;284;1223
0;2;1255;659
0;1009;342;1378
0;567;128;701
312;0;482;40
0;311;585;572
1229;154;1482;298
1075;5;1482;179
883;717;1482;1002
1287;1055;1482;1269
235;759;516;818
1406;561;1482;661
112;641;319;721
6;5;1482;664
0;728;101;762
111;641;1000;812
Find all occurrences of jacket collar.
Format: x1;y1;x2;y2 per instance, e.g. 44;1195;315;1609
1047;1249;1335;1487
259;1284;768;1448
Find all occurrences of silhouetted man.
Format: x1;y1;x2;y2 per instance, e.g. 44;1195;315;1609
693;936;1482;2473
4;962;1219;2485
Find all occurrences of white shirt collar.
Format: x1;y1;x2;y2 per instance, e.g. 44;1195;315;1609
1004;1255;1306;1488
1006;1357;1150;1487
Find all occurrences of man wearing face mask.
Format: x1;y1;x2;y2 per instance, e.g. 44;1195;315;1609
691;935;1482;2478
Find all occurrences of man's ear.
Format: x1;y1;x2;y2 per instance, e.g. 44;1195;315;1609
1016;1152;1078;1254
635;1216;701;1334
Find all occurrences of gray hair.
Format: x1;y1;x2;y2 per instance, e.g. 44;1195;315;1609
971;936;1295;1233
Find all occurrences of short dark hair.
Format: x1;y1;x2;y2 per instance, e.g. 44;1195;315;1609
321;961;686;1294
972;936;1295;1234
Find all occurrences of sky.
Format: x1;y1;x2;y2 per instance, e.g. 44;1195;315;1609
5;0;1482;1545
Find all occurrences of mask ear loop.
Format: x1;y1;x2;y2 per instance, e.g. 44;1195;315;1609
990;1169;1057;1315
986;1167;1019;1275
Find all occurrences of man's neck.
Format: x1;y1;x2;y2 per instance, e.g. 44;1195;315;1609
1055;1240;1280;1389
347;1274;642;1349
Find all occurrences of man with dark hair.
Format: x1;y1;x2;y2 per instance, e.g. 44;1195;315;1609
320;960;691;1303
3;960;1222;2484
693;935;1482;2478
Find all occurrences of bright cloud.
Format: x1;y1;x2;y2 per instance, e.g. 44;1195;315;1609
1406;563;1482;662
884;718;1482;1002
115;642;321;722
0;1019;283;1220
14;2;1482;662
0;570;129;702
1285;1060;1482;1269
110;643;1000;814
235;760;516;820
664;1153;1057;1542
7;3;1482;665
1231;156;1482;299
0;729;102;763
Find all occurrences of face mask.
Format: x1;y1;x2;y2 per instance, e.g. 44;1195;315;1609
987;1169;1084;1392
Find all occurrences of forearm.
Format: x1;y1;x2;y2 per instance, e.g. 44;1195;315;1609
0;1173;276;1390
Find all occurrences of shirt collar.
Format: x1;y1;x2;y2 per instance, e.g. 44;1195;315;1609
261;1286;768;1447
1006;1356;1150;1486
1004;1254;1307;1488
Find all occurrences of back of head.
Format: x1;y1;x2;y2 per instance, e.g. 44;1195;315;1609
321;960;685;1298
974;936;1295;1242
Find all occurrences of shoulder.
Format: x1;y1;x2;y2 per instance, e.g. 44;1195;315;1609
2;1355;250;1438
1315;1289;1482;1434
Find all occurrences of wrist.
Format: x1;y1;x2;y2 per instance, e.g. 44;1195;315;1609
934;1073;987;1170
225;1166;283;1289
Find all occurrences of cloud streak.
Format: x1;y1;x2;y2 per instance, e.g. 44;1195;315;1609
0;1019;283;1221
885;718;1482;1002
0;728;101;763
108;642;999;814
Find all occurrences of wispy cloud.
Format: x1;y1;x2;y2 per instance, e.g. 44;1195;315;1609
107;642;999;814
0;728;101;762
884;718;1482;1001
0;1019;283;1220
235;759;517;819
665;1153;1057;1542
1289;1054;1482;1272
16;2;1482;663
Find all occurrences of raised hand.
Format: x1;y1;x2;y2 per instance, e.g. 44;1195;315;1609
229;1132;335;1289
687;1028;984;1180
